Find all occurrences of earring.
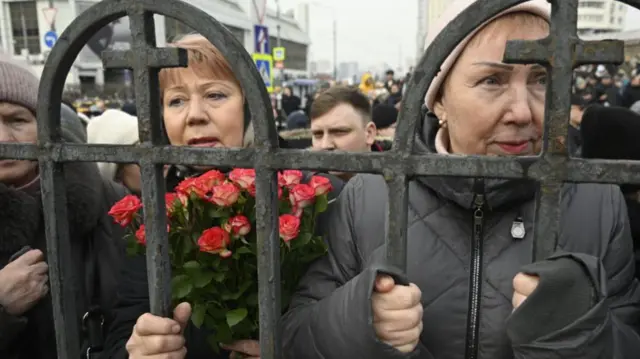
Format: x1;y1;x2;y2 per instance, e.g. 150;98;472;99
438;119;447;128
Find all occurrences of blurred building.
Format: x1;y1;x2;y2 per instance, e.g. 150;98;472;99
0;0;310;95
338;61;358;80
416;0;449;58
577;0;627;35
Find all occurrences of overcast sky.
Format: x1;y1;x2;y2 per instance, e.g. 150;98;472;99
273;0;640;70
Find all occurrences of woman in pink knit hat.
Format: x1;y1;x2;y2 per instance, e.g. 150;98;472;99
281;1;640;358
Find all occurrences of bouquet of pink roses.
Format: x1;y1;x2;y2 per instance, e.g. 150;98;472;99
108;168;331;351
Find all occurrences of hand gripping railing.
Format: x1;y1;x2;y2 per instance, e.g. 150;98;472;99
1;0;640;358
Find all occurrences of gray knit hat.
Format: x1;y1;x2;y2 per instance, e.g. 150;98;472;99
0;53;39;114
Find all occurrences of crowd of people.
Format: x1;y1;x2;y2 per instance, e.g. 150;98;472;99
1;0;640;358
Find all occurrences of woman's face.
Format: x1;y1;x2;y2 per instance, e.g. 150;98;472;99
163;67;244;148
0;102;38;186
433;14;548;156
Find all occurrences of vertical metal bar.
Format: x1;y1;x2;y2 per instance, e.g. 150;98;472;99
39;160;80;359
127;10;165;145
254;168;281;359
385;171;409;272
127;9;172;316
140;161;172;317
531;0;577;261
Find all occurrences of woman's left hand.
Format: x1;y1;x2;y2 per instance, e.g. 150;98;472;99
223;339;260;359
512;273;539;311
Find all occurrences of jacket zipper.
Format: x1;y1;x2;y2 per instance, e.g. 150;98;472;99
465;191;485;359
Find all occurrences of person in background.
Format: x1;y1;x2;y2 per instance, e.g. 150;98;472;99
622;71;640;108
384;69;396;92
359;73;376;100
0;53;127;359
385;83;403;108
281;86;301;116
371;104;397;151
595;67;622;107
310;85;376;180
281;1;640;358
286;109;309;130
87;109;141;194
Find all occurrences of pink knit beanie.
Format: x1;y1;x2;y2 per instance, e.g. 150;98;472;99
423;0;550;111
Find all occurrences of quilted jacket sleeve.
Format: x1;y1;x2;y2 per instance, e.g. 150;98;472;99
508;185;640;358
280;176;431;359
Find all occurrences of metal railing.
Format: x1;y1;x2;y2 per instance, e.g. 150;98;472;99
1;0;640;358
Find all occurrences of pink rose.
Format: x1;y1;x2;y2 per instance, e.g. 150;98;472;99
228;168;256;190
165;192;187;215
289;183;316;209
108;195;142;226
175;177;207;199
279;170;303;188
197;227;232;258
209;183;240;207
224;215;252;237
279;214;301;242
197;170;227;192
135;225;146;245
134;224;170;246
309;175;333;196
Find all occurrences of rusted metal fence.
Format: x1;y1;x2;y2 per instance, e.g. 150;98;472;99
2;0;640;358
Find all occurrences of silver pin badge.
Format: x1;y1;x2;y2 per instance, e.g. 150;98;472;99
511;219;525;239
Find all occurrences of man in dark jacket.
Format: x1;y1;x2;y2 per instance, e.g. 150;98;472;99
280;101;640;358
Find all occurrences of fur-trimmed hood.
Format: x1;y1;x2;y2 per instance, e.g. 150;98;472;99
0;161;105;262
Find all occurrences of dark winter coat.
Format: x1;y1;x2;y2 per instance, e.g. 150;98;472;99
0;161;127;359
280;115;640;359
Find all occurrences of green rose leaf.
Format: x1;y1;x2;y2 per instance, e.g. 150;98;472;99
171;274;193;299
297;232;313;246
183;261;200;270
193;271;215;288
236;246;253;255
191;303;206;328
314;194;328;213
212;272;226;282
226;308;248;328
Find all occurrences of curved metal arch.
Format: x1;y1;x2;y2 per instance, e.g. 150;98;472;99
35;2;279;358
36;0;276;147
397;0;528;154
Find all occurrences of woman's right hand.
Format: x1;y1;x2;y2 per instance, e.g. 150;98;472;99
0;249;49;316
126;302;191;358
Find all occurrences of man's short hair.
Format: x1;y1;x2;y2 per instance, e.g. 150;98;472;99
310;85;371;122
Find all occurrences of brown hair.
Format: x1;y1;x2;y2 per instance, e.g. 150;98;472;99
159;34;254;147
310;85;371;122
159;33;241;94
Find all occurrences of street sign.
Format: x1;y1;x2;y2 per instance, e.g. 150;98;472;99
273;47;286;61
252;53;273;93
254;25;270;54
275;61;284;69
124;69;132;86
42;7;57;27
44;31;58;49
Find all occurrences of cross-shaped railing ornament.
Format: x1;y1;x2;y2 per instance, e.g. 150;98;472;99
503;0;624;260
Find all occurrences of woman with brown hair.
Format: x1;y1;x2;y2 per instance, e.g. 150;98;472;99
102;34;260;359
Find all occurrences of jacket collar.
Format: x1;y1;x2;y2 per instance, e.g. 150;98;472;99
414;113;537;210
0;162;105;259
